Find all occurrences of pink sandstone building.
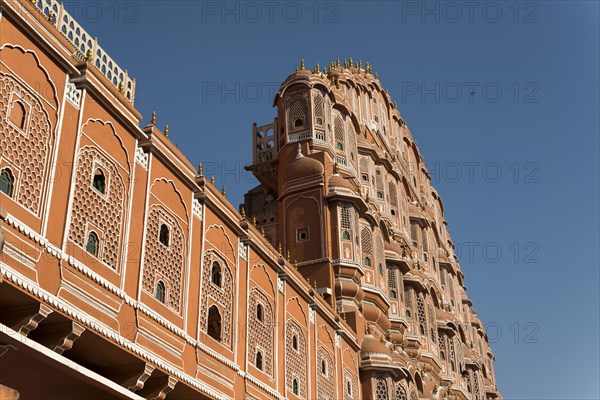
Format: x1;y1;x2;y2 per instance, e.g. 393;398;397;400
0;1;501;399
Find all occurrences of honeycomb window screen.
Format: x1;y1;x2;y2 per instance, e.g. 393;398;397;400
388;181;398;214
428;303;436;341
417;294;427;336
200;252;233;347
286;320;307;398
410;221;420;248
313;92;324;126
404;285;414;318
361;227;372;268
343;367;358;400
141;205;184;311
334;115;345;151
287;96;308;131
0;74;53;215
375;234;385;287
316;346;335;400
375;378;388;400
69;146;126;270
248;288;273;376
394;384;407;400
340;203;352;230
438;333;446;360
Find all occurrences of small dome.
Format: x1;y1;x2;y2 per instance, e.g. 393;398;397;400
284;145;324;182
328;172;354;191
361;334;391;356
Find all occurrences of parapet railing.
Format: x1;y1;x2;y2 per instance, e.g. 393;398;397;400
31;0;136;103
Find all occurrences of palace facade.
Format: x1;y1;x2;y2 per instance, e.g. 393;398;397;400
0;1;500;399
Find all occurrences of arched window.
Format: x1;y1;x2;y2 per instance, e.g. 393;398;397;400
255;351;263;370
342;230;351;240
0;168;15;197
294;118;303;128
9;101;26;129
440;350;446;361
159;224;169;246
207;305;222;342
364;257;371;267
256;303;263;321
292;379;299;395
155;281;166;303
292;335;298;351
92;169;106;194
211;261;222;287
321;359;327;375
336;142;344;151
390;290;397;299
86;232;99;256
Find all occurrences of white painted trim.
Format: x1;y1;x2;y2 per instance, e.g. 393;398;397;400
0;323;145;399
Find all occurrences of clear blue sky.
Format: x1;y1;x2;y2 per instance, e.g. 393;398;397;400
71;1;599;397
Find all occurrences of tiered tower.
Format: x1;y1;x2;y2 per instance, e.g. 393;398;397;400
245;59;501;399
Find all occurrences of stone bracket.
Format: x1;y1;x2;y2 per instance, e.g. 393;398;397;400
51;321;86;354
17;303;53;336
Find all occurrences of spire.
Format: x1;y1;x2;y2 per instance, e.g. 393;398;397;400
151;111;157;125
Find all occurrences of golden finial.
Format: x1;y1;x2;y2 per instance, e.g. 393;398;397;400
375;72;379;79
151;111;157;125
294;260;298;269
394;100;397;108
335;79;340;89
333;162;339;174
252;216;257;226
240;206;246;218
221;186;226;197
358;59;362;70
47;12;54;22
287;249;291;261
300;59;305;70
323;66;327;74
349;57;353;68
315;63;320;73
164;124;169;137
278;242;282;254
198;162;203;176
343;313;347;322
336;58;341;67
307;277;311;286
210;175;215;185
86;49;93;62
118;81;124;93
261;227;265;236
313;281;317;290
366;324;371;334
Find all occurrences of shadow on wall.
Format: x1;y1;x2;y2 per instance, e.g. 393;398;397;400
0;206;6;255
